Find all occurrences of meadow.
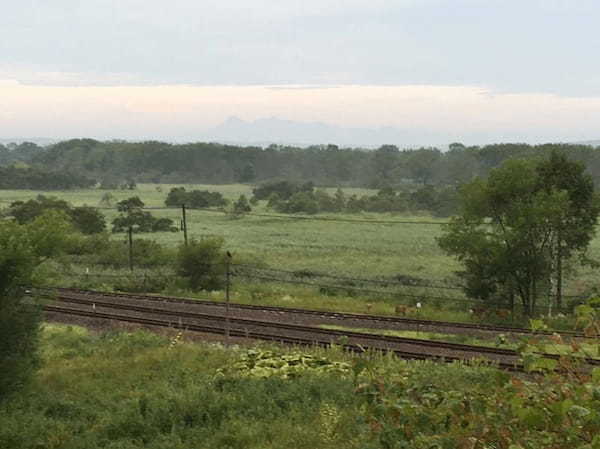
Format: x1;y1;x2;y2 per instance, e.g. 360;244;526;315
0;183;469;281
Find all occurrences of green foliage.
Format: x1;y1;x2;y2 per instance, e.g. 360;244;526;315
176;238;227;291
438;155;600;315
264;185;459;216
0;165;95;190
68;205;106;234
6;195;106;234
357;352;600;448
218;349;351;379
252;180;310;201
0;326;363;449
2;323;599;448
116;196;145;213
113;197;177;233
231;194;251;216
164;187;227;208
63;231;175;273
0;212;71;401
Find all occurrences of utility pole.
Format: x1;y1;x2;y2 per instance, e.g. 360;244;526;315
555;237;563;312
128;226;133;272
182;204;188;246
225;251;232;343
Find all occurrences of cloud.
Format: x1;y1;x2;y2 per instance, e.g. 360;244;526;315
1;1;599;95
0;66;142;87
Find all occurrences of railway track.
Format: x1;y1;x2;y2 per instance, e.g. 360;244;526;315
43;303;525;372
39;287;587;340
37;288;600;372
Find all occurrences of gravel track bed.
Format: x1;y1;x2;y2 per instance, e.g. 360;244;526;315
46;287;585;340
46;297;523;366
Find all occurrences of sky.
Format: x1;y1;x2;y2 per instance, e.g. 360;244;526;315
1;0;600;145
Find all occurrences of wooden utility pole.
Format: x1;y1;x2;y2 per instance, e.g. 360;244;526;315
225;251;232;343
128;226;133;272
182;204;188;246
555;238;563;311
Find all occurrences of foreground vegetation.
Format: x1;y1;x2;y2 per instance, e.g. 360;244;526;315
0;323;598;449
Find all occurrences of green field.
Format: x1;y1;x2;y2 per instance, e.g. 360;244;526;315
0;184;455;280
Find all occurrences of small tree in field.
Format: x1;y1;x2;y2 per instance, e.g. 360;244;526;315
438;155;599;316
0;211;71;401
176;238;227;291
231;195;251;217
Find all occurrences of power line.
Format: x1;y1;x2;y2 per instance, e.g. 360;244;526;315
192;207;450;225
99;205;450;225
234;263;464;290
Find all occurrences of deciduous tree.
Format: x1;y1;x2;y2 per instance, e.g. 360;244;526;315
438;156;599;315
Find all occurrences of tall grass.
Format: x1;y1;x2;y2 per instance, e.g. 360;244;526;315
0;324;509;449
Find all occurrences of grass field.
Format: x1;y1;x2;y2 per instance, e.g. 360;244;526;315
0;184;456;281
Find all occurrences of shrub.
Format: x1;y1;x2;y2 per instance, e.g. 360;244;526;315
69;206;106;234
165;187;227;208
252;180;300;201
7;195;106;234
94;238;174;269
176;238;228;291
232;195;252;216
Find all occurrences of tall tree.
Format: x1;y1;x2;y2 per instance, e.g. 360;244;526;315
535;151;600;308
438;156;598;315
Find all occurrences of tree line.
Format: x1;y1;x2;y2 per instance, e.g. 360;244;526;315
0;166;95;190
9;138;599;188
251;181;458;216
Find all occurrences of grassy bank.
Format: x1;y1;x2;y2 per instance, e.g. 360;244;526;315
1;324;598;449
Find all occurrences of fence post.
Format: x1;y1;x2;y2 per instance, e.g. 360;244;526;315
225;251;232;343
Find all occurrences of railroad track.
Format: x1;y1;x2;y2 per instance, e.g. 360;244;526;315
39;287;587;340
43;303;525;372
37;288;600;372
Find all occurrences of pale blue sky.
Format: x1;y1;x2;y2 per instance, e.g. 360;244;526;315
1;0;600;144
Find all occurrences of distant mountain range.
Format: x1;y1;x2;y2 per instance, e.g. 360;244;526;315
200;116;445;148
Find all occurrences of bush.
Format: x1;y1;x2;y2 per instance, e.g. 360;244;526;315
278;192;319;214
252;180;300;201
165;187;227;208
69;206;106;234
93;238;174;269
176;238;227;291
232;195;252;215
7;196;106;234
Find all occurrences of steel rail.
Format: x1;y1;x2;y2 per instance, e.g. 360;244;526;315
39;287;587;339
41;290;600;367
42;303;525;372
